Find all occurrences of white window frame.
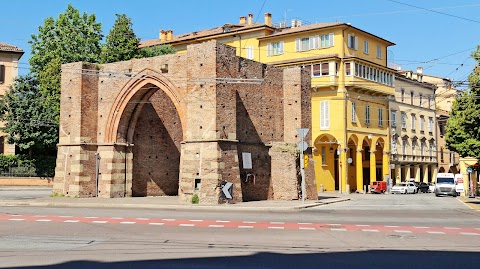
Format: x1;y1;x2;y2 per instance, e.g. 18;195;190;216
296;36;320;52
320;33;334;48
428;117;433;133
267;41;284;56
320;101;330;129
365;105;370;125
321;146;326;165
412;140;416;155
376;45;382;58
401;112;407;129
378;108;383;126
411;114;416;130
351;102;356;123
402;140;407;155
420;116;425;131
246;46;254;60
391;110;396;127
347;34;358;50
363;40;369;54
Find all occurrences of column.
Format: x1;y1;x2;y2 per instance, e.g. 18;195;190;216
422;165;429;183
432;166;438;182
370;150;376;182
414;165;421;182
382;152;390;181
404;165;410;182
341;149;348;193
356;150;363;192
394;164;400;185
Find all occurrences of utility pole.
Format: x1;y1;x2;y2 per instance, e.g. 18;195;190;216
296;128;309;203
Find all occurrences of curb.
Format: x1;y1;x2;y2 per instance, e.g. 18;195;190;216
0;197;350;211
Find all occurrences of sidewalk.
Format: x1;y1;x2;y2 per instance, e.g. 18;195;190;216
0;186;350;211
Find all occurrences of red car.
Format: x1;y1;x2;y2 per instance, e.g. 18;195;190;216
370;181;387;194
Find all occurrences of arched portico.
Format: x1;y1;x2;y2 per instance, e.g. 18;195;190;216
313;134;339;192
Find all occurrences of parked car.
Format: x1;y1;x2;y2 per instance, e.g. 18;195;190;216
428;183;435;193
415;182;430;193
370;181;387;194
391;182;417;194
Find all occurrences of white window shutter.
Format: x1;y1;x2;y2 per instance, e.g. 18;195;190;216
325;102;330;128
320;102;325;129
314;35;320;49
309;36;314;50
267;43;272;56
347;34;352;48
295;38;300;52
279;41;284;54
329;33;334;46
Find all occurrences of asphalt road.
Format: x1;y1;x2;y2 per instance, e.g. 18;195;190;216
0;192;479;269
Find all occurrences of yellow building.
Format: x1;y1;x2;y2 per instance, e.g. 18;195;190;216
0;42;24;155
140;13;397;193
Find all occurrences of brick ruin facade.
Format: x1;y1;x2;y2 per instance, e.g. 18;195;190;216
53;41;316;204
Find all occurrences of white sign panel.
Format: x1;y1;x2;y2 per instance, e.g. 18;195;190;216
242;152;252;169
455;174;465;193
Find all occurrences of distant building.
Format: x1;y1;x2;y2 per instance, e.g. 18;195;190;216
390;72;437;184
0;42;23;155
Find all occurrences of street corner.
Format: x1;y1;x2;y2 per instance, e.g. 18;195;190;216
458;197;480;211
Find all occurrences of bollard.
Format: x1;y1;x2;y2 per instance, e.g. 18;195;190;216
364;184;367;194
320;184;324;193
345;184;350;194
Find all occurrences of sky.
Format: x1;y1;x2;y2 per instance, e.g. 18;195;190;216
1;0;479;88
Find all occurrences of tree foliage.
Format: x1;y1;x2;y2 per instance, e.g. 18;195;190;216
100;14;140;64
0;75;58;155
138;45;176;58
445;45;480;159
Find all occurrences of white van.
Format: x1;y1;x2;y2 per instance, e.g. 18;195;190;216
434;173;457;197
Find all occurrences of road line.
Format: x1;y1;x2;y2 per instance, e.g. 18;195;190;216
460;232;480;236
111;217;124;219
331;228;347;231
299;227;315;230
148;223;165;225
394;230;412;233
34;215;47;217
136;218;150;220
120;222;136;224
208;225;224;228
327;224;341;226
243;221;256;224
58;216;73;218
35;219;52;222
8;219;25;221
270;222;285;224
298;222;313;225
428;231;446;234
216;220;230;223
179;224;195;227
63;220;79;223
85;217;98;219
189;220;204;222
356;224;370;227
362;229;380;232
444;227;460;229
91;221;108;224
413;226;430;229
10;214;22;217
385;226;400;228
238;226;254;229
268;227;284;229
162;219;176;221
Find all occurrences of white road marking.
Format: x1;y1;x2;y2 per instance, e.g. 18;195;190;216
136;218;150;220
63;220;79;223
216;220;230;223
208;225;224;228
111;217;124;219
331;228;347;231
238;226;254;229
8;218;25;221
148;223;165;225
243;221;256;224
299;227;316;230
362;229;380;232
91;221;108;224
298;222;313;225
163;219;176;221
58;216;73;218
120;222;136;224
34;215;47;217
356;224;370;227
444;227;460;230
189;220;204;222
268;227;284;229
385;226;400;228
270;222;285;224
35;219;51;222
394;230;412;233
413;226;430;229
427;231;446;234
85;217;98;219
10;214;22;217
327;224;341;226
179;224;195;227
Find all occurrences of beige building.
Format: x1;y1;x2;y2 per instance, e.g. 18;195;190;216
0;42;23;155
401;68;460;174
390;72;437;184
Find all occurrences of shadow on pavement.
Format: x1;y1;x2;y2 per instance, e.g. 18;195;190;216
6;250;480;269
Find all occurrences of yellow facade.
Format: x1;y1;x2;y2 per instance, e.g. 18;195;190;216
140;13;396;193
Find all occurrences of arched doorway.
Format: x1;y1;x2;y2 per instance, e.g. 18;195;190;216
375;137;386;182
313;134;338;191
347;135;359;192
361;137;372;186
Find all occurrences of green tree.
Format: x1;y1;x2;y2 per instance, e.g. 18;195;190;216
0;75;58;155
100;14;140;64
138;45;176;58
445;46;480;158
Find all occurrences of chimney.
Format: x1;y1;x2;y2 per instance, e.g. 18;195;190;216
166;30;173;41
159;30;166;42
248;13;253;25
417;66;423;74
264;13;272;26
239;16;246;24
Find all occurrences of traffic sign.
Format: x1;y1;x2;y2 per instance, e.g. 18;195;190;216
467;167;473;173
222;182;233;199
296;128;309;139
297;141;308;152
